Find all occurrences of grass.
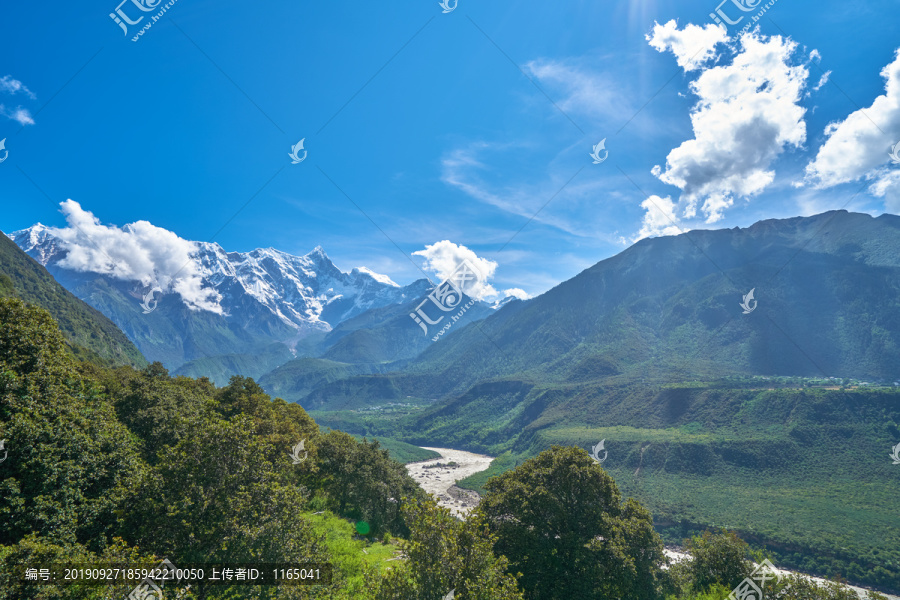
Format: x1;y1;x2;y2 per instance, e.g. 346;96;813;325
304;511;404;599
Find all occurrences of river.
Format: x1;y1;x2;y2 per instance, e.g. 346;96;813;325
406;447;896;599
404;446;493;517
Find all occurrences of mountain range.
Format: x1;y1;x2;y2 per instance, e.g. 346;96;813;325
10;209;900;397
314;209;900;406
8;224;498;384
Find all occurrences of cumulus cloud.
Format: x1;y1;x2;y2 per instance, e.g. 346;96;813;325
869;170;900;214
47;200;223;313
646;20;728;71
649;28;809;223
634;195;686;241
0;75;36;126
412;240;501;301
802;49;900;211
502;288;531;300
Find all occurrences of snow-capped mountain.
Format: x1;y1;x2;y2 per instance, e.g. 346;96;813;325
194;241;425;332
9;224;432;376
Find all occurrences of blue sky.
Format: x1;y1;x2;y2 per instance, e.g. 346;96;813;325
1;0;899;297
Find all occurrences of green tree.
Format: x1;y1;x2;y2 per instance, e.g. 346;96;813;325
125;413;329;598
316;430;425;536
375;497;523;600
0;535;157;600
0;298;146;550
683;531;753;592
476;445;666;600
95;362;218;464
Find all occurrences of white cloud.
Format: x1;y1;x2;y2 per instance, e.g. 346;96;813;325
869;169;900;214
634;195;685;241
0;76;36;99
412;240;499;301
47;200;223;313
502;288;531;300
802;48;900;213
0;75;36;126
0;105;35;126
812;70;831;92
650;29;809;223
646;20;728;72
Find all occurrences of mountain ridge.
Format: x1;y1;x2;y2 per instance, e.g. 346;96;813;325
0;231;146;368
9;225;433;380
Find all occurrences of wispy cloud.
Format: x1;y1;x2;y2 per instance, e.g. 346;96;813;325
0;75;36;126
523;58;624;121
440;141;628;243
0;106;35;126
0;75;36;99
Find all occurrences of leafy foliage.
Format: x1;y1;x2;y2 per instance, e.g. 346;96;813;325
681;531;754;592
375;497;524;600
0;298;891;600
0;299;146;550
476;445;667;600
316;431;426;537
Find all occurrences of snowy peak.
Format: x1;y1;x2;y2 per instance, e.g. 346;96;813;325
9;224;417;333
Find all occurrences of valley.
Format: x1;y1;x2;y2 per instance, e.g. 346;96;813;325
4;209;900;597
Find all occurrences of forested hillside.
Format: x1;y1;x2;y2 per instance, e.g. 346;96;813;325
0;298;892;599
0;231;145;368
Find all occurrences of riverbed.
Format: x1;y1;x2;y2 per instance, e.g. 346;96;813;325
404;447;493;517
664;549;898;600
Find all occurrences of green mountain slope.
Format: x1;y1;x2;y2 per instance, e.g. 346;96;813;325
304;211;900;593
0;232;145;367
303;210;900;409
173;342;296;386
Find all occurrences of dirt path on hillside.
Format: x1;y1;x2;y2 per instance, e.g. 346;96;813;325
405;447;494;517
